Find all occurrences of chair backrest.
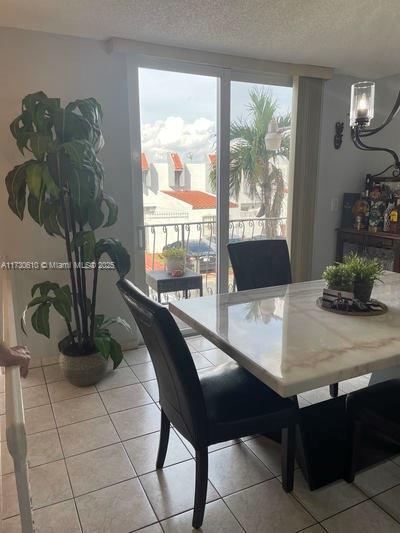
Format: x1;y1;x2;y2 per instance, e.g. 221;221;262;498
117;278;208;447
228;239;292;291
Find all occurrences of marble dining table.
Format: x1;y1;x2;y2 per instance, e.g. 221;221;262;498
170;271;400;488
170;271;400;398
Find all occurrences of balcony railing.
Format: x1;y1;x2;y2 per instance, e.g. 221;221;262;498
140;216;287;300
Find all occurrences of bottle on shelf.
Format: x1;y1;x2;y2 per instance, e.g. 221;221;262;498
384;196;395;232
389;198;400;233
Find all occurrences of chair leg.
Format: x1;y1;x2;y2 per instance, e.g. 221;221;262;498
330;383;339;397
192;448;208;529
345;420;362;483
156;409;170;469
281;425;296;492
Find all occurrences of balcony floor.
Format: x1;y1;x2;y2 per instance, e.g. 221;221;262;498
2;339;400;532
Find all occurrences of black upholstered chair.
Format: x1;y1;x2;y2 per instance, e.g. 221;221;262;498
228;239;339;399
345;379;400;482
118;278;298;529
228;239;292;291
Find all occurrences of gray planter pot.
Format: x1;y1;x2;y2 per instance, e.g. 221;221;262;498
353;281;374;303
59;352;107;387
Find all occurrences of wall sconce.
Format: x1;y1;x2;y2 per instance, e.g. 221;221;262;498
350;80;400;176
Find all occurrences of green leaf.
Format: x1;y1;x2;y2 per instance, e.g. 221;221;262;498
27;193;45;226
31;303;51;338
102;193;118;227
26;163;43;199
5;162;30;219
42;166;60;198
43;203;63;237
27;296;51;308
95;238;131;278
28;133;51;160
109;338;123;369
71;231;96;262
94;335;111;360
53;285;72;322
31;281;60;297
88;201;104;230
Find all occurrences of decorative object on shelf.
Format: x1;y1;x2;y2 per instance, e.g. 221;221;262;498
350;80;400;177
334;121;344;149
161;246;186;275
341;193;361;228
352;195;369;230
5;92;131;386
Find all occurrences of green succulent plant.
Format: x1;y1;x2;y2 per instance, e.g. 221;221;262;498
343;252;383;285
6;92;131;367
322;263;354;292
161;247;186;260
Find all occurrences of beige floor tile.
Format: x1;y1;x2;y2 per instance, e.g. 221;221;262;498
140;459;219;520
47;380;96;403
24;404;56;435
143;379;159;402
188;336;216;352
59;415;120;457
338;376;369;393
33;499;81;532
76;478;157;533
26;429;63;468
161;499;244;532
2;473;19;518
22;385;49;409
53;393;106;427
208;440;240;453
291;469;366;521
2;515;21;532
123;429;191;475
21;367;45;389
137;525;163;533
374;484;400;522
191;352;213;370
208;443;274;496
30;357;43;368
43;364;64;384
41;355;59;366
111;403;161;440
124;346;151;365
95;366;139;391
132;362;156;382
225;478;315;533
100;383;152;413
30;459;72;509
322;500;400;532
299;386;332;405
201;348;232;366
301;526;326;533
66;442;135;496
0;373;4;393
354;460;400;497
245;435;284;476
0;392;5;414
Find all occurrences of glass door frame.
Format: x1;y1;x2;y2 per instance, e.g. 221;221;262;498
127;56;293;295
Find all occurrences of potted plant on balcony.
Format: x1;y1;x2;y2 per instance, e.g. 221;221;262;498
5;92;131;386
343;252;383;303
161;247;186;276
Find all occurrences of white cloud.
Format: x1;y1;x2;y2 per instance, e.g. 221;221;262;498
141;116;215;162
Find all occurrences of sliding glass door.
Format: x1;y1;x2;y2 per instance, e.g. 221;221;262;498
128;59;293;309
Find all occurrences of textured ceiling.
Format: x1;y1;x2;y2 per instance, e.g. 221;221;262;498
1;0;400;78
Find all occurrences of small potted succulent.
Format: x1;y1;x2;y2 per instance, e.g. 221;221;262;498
343;252;383;302
161;247;186;276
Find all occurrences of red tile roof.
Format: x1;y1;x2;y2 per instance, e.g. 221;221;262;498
170;152;184;171
162;190;237;209
141;153;149;172
208;153;217;165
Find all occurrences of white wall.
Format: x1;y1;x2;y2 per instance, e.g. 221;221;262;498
0;27;138;357
311;74;375;278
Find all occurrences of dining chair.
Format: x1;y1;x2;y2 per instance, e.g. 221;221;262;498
227;239;339;398
118;278;298;529
345;379;400;483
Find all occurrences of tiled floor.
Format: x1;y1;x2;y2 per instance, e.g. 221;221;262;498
3;338;400;532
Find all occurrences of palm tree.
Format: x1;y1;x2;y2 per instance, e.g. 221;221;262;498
210;88;290;237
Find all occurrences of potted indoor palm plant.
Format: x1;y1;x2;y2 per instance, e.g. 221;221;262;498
5;92;131;386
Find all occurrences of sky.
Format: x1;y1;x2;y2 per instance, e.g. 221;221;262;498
139;68;292;163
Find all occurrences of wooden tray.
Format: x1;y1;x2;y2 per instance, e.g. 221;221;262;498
316;297;388;316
